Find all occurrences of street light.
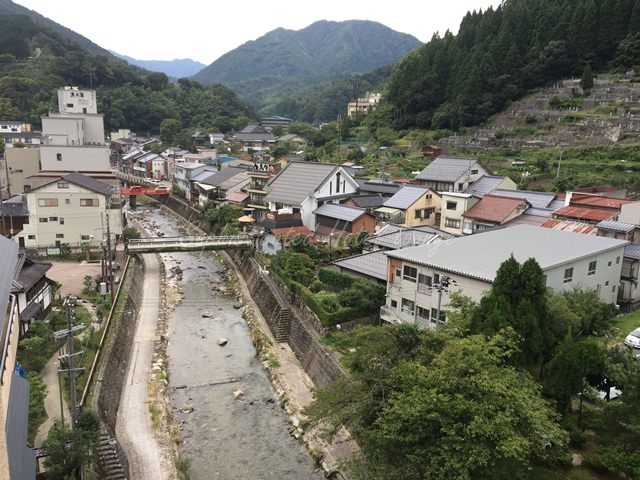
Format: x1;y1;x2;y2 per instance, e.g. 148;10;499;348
329;232;334;261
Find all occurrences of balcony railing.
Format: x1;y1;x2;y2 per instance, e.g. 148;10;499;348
261;211;303;229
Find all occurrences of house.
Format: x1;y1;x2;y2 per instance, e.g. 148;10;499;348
0;121;38;147
2;146;40;196
313;203;376;239
131;152;167;180
173;163;218;201
0;237;36;479
356;178;403;197
11;254;53;335
597;220;640;244
263;161;359;231
438;192;479;235
40;86;111;172
0;199;29;238
232;123;277;152
619;244;640;312
463;175;517;197
347;92;382;118
333;224;447;284
246;159;284;223
277;133;307;150
415;156;489;192
260;116;293;132
459;194;530;234
194;166;249;208
341;194;387;212
16;172;122;250
375;185;441;228
381;224;628;328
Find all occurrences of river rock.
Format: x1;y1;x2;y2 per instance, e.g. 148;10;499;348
233;389;244;399
202;311;212;318
217;338;228;346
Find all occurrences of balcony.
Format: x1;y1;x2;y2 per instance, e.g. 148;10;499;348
261;211;303;229
380;305;400;324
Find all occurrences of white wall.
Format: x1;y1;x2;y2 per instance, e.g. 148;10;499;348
57;88;97;114
40;145;111;172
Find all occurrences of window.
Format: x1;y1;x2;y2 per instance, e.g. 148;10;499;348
80;198;99;207
417;306;430;322
418;273;432;293
612;285;616;292
563;267;573;283
56;153;62;161
446;201;457;210
445;218;461;229
390;300;397;308
65;198;70;204
616;256;620;264
401;298;415;316
38;198;58;207
66;103;73;108
28;235;36;240
49;216;58;222
471;169;479;175
403;265;417;282
608;261;612;267
81;235;91;241
431;308;445;324
457;183;464;191
433;273;440;285
60;218;64;225
588;260;597;276
39;217;48;223
414;210;421;219
605;280;609;287
56;233;64;239
57;181;69;189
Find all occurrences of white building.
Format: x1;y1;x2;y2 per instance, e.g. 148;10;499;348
15;172;122;249
40;87;110;171
381;224;628;328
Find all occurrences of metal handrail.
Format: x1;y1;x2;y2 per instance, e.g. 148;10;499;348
127;235;252;247
0;294;17;385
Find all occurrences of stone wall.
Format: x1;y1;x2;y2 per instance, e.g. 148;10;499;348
94;258;146;474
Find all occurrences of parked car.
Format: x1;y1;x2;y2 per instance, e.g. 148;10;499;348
624;327;640;349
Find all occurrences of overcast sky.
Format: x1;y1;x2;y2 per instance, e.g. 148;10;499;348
13;1;500;65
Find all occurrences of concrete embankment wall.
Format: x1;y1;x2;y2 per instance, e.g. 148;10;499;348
161;196;346;388
94;258;146;474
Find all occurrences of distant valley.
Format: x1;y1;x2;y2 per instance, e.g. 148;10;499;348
109;52;206;80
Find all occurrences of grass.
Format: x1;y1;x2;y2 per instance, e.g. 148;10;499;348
611;309;640;343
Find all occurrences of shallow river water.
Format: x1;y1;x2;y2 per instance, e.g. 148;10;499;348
138;207;323;479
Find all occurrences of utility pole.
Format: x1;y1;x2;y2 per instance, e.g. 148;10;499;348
433;275;456;328
59;296;83;427
106;213;114;303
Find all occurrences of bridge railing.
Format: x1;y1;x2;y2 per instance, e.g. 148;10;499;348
127;234;252;247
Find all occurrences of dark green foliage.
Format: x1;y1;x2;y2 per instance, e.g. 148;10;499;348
580;64;594;93
383;0;640;130
318;268;355;291
27;372;46;446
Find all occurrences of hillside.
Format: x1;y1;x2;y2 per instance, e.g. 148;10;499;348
192;20;422;114
110;52;206;80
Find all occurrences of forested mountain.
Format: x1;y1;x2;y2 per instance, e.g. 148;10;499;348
0;12;256;135
379;0;640;131
110;52;206;80
192;20;422;116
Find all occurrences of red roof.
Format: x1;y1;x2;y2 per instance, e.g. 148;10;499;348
225;192;249;203
462;195;528;223
569;194;632;209
540;219;598;235
553;205;616;222
270;226;314;238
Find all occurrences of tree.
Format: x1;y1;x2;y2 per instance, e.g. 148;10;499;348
306;327;568;480
159;118;182;144
580;64;594;95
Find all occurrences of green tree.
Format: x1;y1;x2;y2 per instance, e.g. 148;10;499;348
159;118;182;144
580;63;594;95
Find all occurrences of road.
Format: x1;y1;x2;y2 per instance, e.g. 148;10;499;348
115;252;166;480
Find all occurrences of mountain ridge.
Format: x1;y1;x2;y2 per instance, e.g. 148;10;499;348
108;52;206;80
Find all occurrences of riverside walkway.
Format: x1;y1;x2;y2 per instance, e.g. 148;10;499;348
126;234;253;254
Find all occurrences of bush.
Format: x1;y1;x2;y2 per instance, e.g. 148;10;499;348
318;268;354;291
309;280;324;293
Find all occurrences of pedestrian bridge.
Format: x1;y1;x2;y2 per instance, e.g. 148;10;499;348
126;235;253;253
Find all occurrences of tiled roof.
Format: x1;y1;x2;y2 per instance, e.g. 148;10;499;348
12;256;52;292
63;172;115;196
344;194;386;209
597;220;638;233
225;192;249;203
462;195;528;223
265;162;337;206
492;189;557;209
0;199;28;217
464;175;508;197
540;219;598;235
553;206;617;222
270;226;314;238
383;185;431;210
313;203;367;222
415;156;479;182
333;251;388;281
367;227;441;250
0;237;18;335
356;179;402;195
386;224;628;283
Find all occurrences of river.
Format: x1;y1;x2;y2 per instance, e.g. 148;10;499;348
132;206;323;479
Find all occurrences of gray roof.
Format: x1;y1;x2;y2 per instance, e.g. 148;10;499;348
200;167;247;187
12;256;52;293
60;172;115;196
357;179;402;195
0;198;28;217
493;189;558;209
0;237;19;342
415;156;479;182
314;203;367;222
597;220;638;233
345;194;386;208
625;244;640;260
367;227;441;250
334;250;388;281
464;175;507;197
384;185;431;209
387;224;628;282
266;162;338;206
